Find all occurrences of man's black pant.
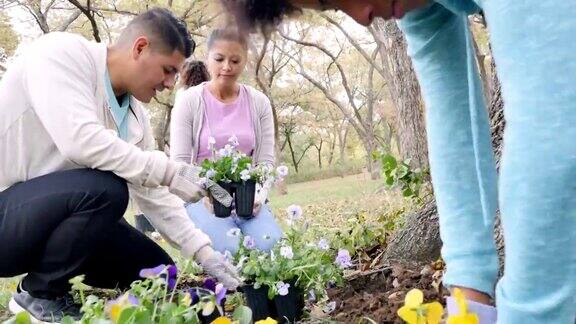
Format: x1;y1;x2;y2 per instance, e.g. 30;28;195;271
0;169;173;299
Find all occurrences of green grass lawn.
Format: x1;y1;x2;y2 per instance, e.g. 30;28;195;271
269;173;409;231
269;173;383;209
0;173;409;322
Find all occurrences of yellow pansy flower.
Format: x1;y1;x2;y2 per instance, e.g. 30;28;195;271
211;317;233;324
106;293;139;323
181;292;192;307
397;289;443;324
255;317;278;324
446;288;479;324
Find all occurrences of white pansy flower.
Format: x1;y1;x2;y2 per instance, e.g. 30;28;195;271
280;246;294;259
286;204;303;221
228;135;239;147
206;169;217;179
226;228;241;237
240;169;251;181
276;165;289;178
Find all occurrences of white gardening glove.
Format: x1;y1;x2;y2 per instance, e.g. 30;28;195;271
166;163;233;207
195;246;242;290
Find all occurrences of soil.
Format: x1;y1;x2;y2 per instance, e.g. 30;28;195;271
324;261;449;323
0;309;10;322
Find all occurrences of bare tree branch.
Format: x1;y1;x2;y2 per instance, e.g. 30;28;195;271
67;0;101;42
278;29;361;115
322;13;388;80
58;9;81;31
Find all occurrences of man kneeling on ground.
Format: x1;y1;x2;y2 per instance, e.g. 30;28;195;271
0;8;241;322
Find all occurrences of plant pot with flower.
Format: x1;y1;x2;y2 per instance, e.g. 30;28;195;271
234;179;257;219
69;263;255;324
211;181;235;218
234;207;351;323
199;135;287;219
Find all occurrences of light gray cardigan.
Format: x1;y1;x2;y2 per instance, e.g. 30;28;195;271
170;83;276;167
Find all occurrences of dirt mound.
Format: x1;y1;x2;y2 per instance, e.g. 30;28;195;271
326;263;448;323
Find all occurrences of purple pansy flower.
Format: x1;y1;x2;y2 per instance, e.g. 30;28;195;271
166;265;178;289
215;283;227;305
188;288;201;305
138;264;165;279
126;294;139;306
139;264;178;290
335;249;352;269
203;278;217;292
106;293;139;314
203;278;227;305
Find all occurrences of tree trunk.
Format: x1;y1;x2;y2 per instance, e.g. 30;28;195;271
363;136;381;180
372;20;428;170
384;197;442;264
315;139;323;168
285;132;299;173
338;122;349;165
328;135;336;165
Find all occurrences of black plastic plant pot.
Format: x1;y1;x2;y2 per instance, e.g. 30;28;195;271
213;181;235;218
273;283;304;323
239;284;277;321
234;180;257;219
188;287;223;324
134;214;155;233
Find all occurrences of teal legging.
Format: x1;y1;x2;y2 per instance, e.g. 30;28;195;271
400;1;576;323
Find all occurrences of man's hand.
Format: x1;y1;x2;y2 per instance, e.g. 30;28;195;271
204;179;233;207
167;163;232;207
195;246;242;290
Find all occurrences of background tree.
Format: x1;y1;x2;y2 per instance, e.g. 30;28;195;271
278;18;391;179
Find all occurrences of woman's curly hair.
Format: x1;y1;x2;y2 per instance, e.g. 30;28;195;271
179;60;210;89
220;0;300;33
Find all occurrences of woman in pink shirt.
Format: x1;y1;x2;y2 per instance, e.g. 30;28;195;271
170;28;282;255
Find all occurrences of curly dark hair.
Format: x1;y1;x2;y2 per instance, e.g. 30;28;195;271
219;0;300;33
179;60;210;89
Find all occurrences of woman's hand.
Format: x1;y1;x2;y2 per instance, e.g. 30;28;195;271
203;196;214;214
253;201;262;216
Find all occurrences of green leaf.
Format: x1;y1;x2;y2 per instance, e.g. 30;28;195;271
402;188;414;197
133;308;153;324
60;316;75;324
117;307;137;324
12;312;31;324
397;165;409;178
382;154;397;169
385;176;394;186
232;305;253;324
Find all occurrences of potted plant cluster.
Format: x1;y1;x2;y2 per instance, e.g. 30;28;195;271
232;205;352;323
50;261;254;324
198;135;288;218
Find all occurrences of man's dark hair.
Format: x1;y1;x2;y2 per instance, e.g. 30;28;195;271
119;8;195;57
179;60;210;89
219;0;299;33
